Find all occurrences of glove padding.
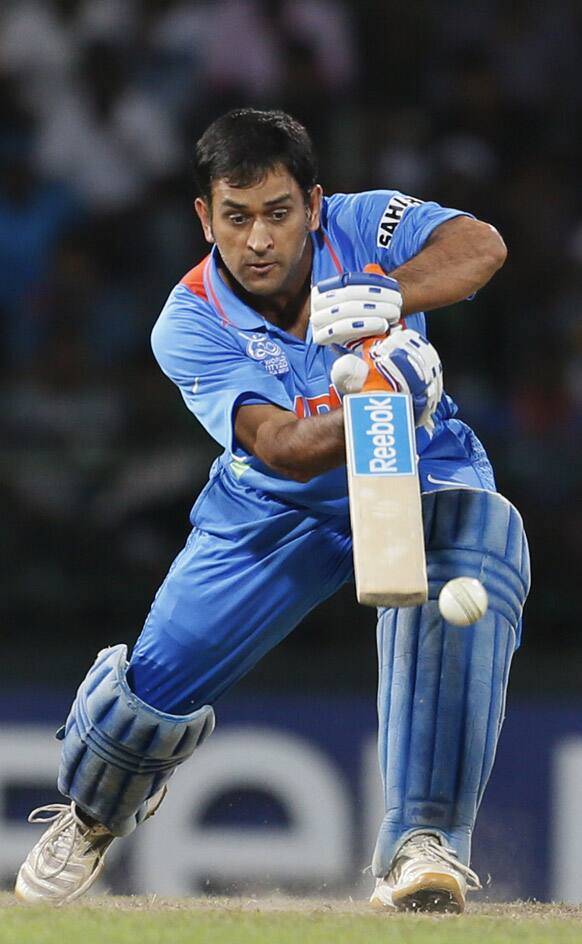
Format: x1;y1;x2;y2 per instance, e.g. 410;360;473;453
311;272;402;347
331;328;443;433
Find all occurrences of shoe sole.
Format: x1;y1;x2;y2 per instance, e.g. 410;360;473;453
371;872;464;914
393;872;464;913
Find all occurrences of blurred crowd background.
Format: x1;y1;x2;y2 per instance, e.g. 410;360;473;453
1;0;581;695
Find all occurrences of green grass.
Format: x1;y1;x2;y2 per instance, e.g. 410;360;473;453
1;897;581;944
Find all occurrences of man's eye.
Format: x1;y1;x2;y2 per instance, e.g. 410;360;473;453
229;214;247;225
271;209;288;221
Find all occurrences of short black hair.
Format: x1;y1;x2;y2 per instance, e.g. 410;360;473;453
193;108;318;204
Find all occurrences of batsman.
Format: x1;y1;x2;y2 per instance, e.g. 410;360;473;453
16;109;530;913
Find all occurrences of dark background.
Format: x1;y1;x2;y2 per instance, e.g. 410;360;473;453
1;0;580;696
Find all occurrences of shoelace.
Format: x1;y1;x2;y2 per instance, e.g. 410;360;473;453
28;803;90;880
401;835;482;890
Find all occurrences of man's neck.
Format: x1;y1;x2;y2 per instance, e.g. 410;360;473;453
217;242;313;339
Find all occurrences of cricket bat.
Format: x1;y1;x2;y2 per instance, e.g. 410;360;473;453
341;267;428;608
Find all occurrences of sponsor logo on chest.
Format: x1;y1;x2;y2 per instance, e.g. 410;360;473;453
241;332;289;375
376;194;423;248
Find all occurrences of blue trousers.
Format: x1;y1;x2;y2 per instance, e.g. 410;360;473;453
128;434;495;714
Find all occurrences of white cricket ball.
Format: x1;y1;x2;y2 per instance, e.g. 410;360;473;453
438;577;489;627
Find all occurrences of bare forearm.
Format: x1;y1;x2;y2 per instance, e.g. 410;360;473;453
254;409;346;482
390;216;507;315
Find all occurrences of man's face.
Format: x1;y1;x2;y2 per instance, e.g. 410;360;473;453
195;166;322;297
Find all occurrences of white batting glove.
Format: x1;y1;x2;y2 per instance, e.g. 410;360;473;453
330;352;370;393
311;272;402;347
371;329;443;432
331;329;443;433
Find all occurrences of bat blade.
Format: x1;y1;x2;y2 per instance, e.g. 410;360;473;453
344;391;427;607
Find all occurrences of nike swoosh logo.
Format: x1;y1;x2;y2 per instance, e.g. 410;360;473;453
426;473;471;488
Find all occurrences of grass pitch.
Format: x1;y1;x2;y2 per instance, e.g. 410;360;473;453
0;894;581;944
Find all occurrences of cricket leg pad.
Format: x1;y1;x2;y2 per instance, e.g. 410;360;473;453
372;488;530;878
57;644;215;836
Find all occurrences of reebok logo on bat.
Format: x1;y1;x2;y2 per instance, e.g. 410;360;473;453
376;194;423;248
347;392;415;477
364;397;398;471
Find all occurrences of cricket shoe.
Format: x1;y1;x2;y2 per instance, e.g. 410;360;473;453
370;832;482;914
15;788;166;904
15;802;115;904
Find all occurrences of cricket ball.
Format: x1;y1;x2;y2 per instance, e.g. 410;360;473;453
438;576;489;627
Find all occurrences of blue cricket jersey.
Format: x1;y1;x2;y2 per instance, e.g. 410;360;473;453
151;190;479;515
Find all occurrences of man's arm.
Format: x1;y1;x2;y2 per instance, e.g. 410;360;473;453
391;216;507;315
311;215;507;348
235;403;345;483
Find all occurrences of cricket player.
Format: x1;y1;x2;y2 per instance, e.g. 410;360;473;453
16;109;530;913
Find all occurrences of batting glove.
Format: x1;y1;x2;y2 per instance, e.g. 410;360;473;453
310;272;403;347
331;328;443;433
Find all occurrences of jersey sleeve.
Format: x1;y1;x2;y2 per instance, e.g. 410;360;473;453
325;190;473;271
151;286;293;453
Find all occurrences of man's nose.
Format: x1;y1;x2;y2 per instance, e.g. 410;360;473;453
247;218;274;254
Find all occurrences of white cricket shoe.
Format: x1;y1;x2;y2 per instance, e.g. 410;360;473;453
15;803;115;904
370;832;482;914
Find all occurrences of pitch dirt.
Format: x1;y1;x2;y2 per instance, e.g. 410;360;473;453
2;892;582;944
1;890;582;917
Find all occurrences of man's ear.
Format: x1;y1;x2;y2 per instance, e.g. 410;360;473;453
306;184;323;232
194;198;214;244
